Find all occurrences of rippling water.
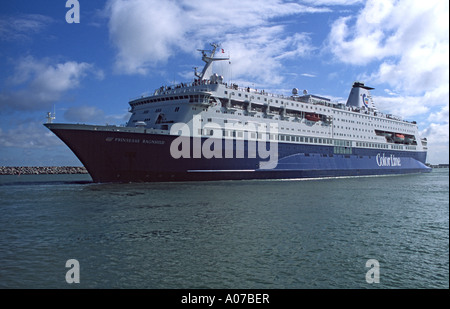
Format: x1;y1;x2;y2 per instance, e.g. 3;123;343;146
0;169;448;289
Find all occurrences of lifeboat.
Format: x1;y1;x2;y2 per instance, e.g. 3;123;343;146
404;136;414;144
393;133;405;143
135;121;147;127
305;113;320;122
379;132;392;138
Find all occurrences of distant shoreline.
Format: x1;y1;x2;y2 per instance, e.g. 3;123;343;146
426;163;449;169
0;166;88;175
0;164;447;175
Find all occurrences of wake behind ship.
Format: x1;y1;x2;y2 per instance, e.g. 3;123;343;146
45;43;431;183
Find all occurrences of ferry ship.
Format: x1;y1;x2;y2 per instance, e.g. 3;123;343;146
45;43;431;182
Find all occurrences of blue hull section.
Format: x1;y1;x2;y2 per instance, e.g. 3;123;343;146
48;126;431;183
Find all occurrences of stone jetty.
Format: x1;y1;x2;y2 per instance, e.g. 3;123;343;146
0;166;88;175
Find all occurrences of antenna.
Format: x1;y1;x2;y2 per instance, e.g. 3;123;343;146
46;105;56;123
46;111;55;123
194;43;229;80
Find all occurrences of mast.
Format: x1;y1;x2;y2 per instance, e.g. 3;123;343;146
195;43;229;80
46;105;56;123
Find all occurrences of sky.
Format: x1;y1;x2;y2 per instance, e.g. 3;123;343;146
0;0;448;166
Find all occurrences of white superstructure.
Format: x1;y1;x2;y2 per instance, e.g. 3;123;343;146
126;44;426;154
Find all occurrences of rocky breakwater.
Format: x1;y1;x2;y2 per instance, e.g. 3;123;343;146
0;166;88;175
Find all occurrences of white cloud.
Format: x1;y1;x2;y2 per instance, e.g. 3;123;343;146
374;95;429;119
327;0;449;162
421;122;449;164
220;29;315;85
0;120;85;165
106;0;185;74
64;105;105;123
0;56;103;112
327;0;449;94
0;14;54;41
302;0;362;5
327;0;449;68
105;0;327;82
0;121;62;148
63;105;130;125
427;104;449;124
383;88;397;96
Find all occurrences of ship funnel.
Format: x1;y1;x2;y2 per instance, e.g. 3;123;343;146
346;82;376;110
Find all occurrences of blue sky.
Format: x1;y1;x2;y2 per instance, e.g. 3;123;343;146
0;0;448;166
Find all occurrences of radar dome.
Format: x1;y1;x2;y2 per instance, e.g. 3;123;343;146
292;88;298;95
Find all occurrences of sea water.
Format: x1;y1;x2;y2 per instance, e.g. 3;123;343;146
0;169;448;289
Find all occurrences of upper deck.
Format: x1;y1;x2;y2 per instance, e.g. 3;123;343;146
129;78;416;128
125;43;425;152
